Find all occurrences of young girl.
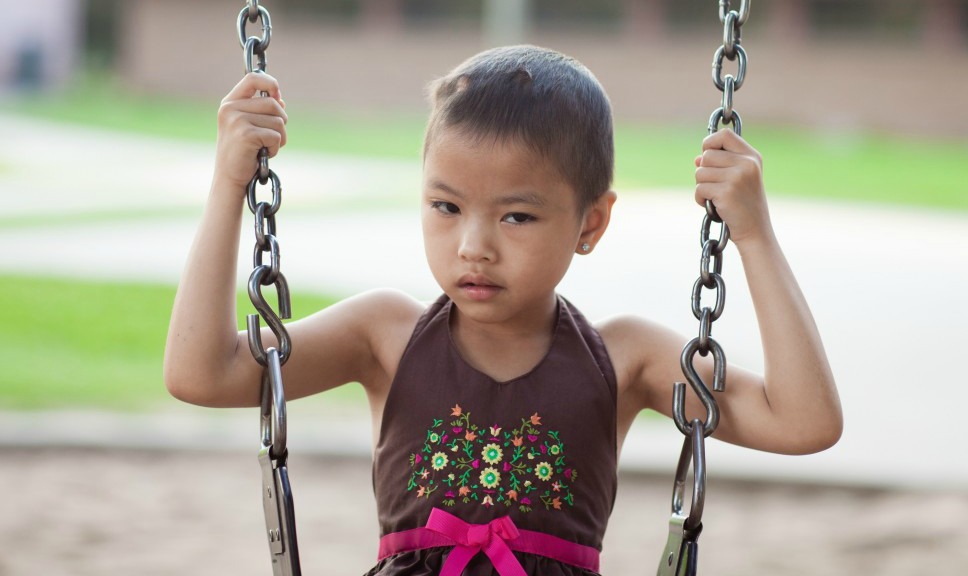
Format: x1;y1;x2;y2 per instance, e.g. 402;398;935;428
165;45;842;575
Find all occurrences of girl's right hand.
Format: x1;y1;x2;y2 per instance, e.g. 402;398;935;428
214;72;288;190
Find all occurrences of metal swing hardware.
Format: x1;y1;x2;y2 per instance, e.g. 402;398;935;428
233;2;303;574
658;1;751;574
258;347;302;576
657;420;706;576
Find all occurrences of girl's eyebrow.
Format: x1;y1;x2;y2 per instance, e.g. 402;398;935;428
428;179;464;199
428;179;546;207
497;192;546;207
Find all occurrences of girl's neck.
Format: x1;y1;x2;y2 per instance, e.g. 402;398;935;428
449;295;559;382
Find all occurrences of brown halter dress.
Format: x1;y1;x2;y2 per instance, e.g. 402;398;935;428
365;294;618;576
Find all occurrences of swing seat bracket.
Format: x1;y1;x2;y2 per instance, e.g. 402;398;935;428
657;512;702;576
258;445;302;576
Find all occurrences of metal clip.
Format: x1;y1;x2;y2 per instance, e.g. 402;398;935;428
260;348;287;457
258;347;301;575
259;445;301;576
657;420;705;576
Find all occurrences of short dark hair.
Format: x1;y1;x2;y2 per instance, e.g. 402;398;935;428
424;45;614;212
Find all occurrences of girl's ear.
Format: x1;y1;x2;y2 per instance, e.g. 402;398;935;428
577;190;617;254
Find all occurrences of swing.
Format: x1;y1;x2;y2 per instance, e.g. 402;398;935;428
232;2;752;575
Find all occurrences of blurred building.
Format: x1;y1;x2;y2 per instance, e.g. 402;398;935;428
14;0;968;136
1;0;84;92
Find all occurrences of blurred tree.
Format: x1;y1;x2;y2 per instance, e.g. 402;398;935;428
622;0;667;40
272;0;967;47
533;0;622;30
484;0;531;45
403;0;480;25
361;0;404;30
922;0;967;49
664;0;715;30
84;0;119;69
812;0;893;38
286;0;359;23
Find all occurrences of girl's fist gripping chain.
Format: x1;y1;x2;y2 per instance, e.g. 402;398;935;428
694;129;773;248
214;72;288;189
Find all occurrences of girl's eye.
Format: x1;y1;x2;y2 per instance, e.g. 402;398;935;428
431;201;460;215
502;212;535;224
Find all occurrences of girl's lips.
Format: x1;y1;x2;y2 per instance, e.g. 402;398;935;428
460;283;502;301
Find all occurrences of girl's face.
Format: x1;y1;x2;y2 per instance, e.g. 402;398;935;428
421;128;589;331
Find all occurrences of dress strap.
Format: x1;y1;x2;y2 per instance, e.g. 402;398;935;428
378;508;600;575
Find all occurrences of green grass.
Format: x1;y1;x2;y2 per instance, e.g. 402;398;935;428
0;274;664;422
0;207;200;230
614;123;968;210
4;73;426;160
5;73;967;210
0;275;352;411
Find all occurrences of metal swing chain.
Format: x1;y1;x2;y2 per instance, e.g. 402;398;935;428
657;2;750;575
234;2;302;575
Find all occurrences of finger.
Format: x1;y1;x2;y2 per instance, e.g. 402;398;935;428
698;149;739;168
219;107;286;150
694;182;727;208
223;72;283;103
694;155;702;168
247;125;284;158
219;96;288;126
694;165;732;184
248;71;283;103
240;112;287;147
702;128;755;155
238;96;288;123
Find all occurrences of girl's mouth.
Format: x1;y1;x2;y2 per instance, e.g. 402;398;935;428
460;283;502;301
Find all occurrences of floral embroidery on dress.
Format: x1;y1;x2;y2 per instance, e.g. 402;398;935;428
406;403;578;513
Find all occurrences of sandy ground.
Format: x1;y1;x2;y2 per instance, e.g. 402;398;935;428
3;447;966;576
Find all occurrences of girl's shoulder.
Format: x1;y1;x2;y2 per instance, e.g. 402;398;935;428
343;288;426;349
595;313;680;362
350;287;426;319
303;288;425;392
354;287;426;378
594;314;685;404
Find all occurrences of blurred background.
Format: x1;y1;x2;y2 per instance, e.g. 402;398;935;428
5;0;968;135
1;1;967;575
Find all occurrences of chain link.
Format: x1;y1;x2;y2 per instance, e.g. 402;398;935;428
709;1;749;136
677;0;752;439
234;2;301;574
236;2;291;367
238;5;271;52
661;3;751;575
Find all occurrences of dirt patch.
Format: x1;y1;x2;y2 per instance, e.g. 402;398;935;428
3;448;965;575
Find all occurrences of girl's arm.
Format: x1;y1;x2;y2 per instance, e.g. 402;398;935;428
164;73;421;408
611;130;842;455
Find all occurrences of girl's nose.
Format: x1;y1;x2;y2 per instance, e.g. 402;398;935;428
457;221;496;262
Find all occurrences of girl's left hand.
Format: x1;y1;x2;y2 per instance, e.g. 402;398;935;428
694;129;773;247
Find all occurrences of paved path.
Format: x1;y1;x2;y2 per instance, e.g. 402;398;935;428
3;114;967;490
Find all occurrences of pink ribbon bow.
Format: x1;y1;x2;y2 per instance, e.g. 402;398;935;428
377;507;600;573
426;508;527;576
